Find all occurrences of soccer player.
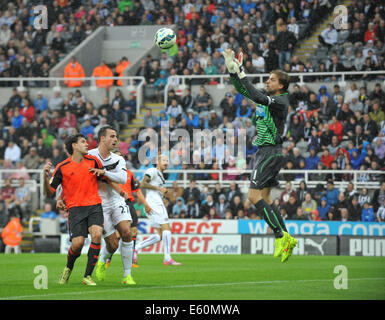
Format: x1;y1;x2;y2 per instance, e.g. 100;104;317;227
89;126;136;285
103;149;153;268
135;154;181;266
43;134;105;285
222;49;297;262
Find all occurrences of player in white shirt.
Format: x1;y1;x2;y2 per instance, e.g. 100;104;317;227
88;126;136;285
135;154;182;266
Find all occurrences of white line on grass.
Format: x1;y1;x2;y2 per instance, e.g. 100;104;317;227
1;277;384;300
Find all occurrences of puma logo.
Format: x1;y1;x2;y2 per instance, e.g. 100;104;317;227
305;238;327;255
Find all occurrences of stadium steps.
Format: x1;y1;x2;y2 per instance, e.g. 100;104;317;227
21;227;35;253
293;0;353;62
120;102;164;139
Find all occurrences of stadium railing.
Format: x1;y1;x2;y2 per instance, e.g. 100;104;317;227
0;76;146;115
163;70;385;106
1;169;382;212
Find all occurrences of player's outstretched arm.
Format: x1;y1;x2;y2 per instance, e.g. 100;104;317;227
223;49;271;106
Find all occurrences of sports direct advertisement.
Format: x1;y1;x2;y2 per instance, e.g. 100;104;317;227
136;234;241;254
137;219;237;235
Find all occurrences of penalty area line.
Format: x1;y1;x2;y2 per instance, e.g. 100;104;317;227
1;277;384;300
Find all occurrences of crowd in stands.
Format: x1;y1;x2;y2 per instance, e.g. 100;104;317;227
0;0;384;228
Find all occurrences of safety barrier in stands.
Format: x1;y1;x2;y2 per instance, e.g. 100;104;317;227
163;70;385;107
0;76;146;115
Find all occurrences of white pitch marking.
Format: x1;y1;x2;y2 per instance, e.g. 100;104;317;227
1;278;384;300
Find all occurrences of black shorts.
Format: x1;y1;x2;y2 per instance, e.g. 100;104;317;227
126;200;138;228
250;145;284;190
68;204;103;240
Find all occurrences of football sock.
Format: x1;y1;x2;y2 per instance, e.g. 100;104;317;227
270;202;288;233
66;247;80;270
121;241;134;277
255;199;284;238
162;230;172;261
99;245;113;264
136;234;161;250
84;242;101;277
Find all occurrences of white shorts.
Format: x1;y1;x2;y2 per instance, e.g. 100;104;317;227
102;200;132;238
148;202;170;229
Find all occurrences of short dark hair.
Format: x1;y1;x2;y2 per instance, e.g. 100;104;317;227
65;134;85;155
97;125;116;142
270;69;290;92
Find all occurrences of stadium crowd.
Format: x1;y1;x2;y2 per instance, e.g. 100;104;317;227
0;0;384;229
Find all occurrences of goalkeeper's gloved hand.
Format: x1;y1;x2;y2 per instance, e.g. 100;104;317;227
222;49;246;79
222;49;237;73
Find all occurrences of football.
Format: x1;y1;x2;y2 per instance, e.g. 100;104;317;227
154;27;176;49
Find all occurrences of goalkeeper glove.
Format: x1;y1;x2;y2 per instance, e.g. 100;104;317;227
222;49;246;79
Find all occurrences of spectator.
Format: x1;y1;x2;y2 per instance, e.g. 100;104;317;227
276;23;297;69
358;188;372;207
4;141;21;164
377;199;385;222
63;56;85;87
280;181;298;206
116;56;130;86
34;91;48;114
321;149;334;169
195;85;212;114
143;108;158;129
182;180;201;204
49;88;64;111
40;203;57;219
318;23;337;49
326;180;339;206
283;195;298;220
348;196;362;221
1;178;15;209
1;209;22;254
172;197;187;218
92;60;113;88
186;196;200;219
318;197;330;220
215;194;229;218
14;177;30;222
301;193;317;219
362;202;375;222
293;207;306;220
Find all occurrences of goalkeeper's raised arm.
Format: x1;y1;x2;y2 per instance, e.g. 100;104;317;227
222;49;290;108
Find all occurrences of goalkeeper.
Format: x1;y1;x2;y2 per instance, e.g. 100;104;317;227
222;49;297;263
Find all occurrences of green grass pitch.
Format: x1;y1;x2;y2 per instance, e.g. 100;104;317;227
0;254;384;300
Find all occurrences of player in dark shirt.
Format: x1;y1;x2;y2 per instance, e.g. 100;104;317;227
43;133;107;286
223;49;297;263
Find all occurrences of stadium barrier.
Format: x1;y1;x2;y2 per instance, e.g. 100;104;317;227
164;70;385;109
0;168;382;213
58;219;385;257
0;76;146;115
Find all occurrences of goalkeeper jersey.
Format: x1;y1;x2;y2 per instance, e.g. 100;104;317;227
230;73;289;147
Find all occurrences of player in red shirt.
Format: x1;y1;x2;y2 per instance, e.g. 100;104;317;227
43;133;108;286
